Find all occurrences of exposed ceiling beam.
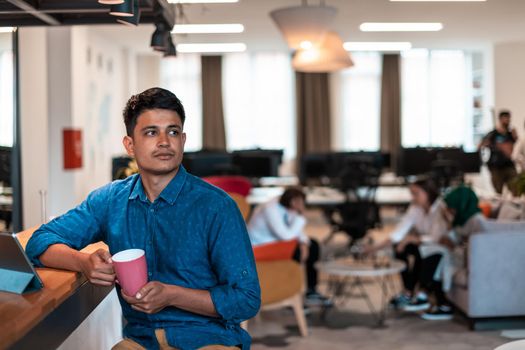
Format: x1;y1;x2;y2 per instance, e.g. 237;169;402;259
6;0;61;25
0;0;174;27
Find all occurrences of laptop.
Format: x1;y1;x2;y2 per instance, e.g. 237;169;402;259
0;232;43;294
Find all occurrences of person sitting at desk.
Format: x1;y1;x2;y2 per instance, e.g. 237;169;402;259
364;177;453;319
25;87;260;350
247;187;331;307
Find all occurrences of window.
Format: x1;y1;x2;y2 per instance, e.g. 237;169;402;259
222;52;296;159
160;54;202;151
0;40;13;147
331;52;382;151
401;49;473;150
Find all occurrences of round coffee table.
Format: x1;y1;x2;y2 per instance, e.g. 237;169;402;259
317;258;406;326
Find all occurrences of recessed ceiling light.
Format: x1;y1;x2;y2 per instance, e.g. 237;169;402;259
0;27;15;33
176;43;247;53
172;24;244;34
167;0;238;3
344;42;413;51
360;22;443;32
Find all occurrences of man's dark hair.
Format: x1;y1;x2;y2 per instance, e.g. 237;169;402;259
279;187;306;209
123;87;186;136
499;110;511;119
410;177;439;205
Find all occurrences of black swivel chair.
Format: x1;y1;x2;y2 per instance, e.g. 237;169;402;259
429;159;464;191
323;159;382;247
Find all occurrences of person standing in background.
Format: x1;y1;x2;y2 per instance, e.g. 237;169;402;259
479;110;518;194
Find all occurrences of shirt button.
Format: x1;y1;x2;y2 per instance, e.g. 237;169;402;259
148;272;152;277
150;208;155;213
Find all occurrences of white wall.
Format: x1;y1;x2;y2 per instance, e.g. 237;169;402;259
71;27;128;202
18;27;49;228
47;27;77;217
19;26;132;222
136;54;160;93
494;41;525;137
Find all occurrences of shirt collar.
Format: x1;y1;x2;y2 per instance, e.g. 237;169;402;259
128;165;188;205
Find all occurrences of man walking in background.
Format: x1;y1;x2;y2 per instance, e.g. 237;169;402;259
480;110;518;194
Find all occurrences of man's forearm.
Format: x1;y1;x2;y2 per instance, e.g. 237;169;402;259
39;243;87;272
168;285;218;318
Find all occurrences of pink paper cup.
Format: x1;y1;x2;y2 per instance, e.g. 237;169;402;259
112;249;148;297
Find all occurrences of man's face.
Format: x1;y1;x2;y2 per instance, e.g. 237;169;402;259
123;108;186;176
500;115;511;129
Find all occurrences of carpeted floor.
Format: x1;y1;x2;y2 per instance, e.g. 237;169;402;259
249;209;510;350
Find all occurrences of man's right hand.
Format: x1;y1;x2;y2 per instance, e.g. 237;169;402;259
78;249;115;286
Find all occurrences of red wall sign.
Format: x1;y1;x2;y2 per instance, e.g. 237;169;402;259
63;128;83;170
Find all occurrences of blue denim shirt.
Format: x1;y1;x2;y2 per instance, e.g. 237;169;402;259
26;166;261;350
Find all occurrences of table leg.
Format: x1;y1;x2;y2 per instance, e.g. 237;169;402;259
355;277;380;324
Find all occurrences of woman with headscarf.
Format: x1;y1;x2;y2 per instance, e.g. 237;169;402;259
443;185;525;241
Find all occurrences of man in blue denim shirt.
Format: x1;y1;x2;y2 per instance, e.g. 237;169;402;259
26;88;261;350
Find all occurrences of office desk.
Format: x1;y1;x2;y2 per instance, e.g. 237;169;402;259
247;186;411;208
0;228;114;350
258;176;299;187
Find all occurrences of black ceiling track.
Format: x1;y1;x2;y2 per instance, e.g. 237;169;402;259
0;0;175;27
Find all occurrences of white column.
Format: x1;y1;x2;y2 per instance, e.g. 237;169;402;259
18;27;50;228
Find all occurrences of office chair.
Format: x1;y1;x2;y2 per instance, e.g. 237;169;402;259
429;159;464;191
323;159;382;247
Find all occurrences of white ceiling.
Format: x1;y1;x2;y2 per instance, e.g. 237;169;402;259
89;0;525;53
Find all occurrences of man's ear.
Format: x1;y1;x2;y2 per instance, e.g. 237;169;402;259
182;132;187;150
123;135;135;157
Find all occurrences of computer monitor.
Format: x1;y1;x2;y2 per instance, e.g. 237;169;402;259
397;147;481;176
332;152;384;174
232;149;283;178
397;147;436;176
299;153;332;184
460;152;482;173
182;151;235;177
0;146;12;186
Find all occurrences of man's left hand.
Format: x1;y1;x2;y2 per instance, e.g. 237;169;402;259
121;281;174;314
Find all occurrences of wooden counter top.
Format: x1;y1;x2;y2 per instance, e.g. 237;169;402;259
0;227;113;350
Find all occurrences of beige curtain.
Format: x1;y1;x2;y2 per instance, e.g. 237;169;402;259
296;72;332;162
201;55;226;150
380;54;401;170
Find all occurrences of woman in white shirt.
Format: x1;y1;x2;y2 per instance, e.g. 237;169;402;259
365;177;452;319
248;187;330;306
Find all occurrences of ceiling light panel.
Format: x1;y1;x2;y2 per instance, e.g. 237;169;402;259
360;22;443;32
172;24;244;34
